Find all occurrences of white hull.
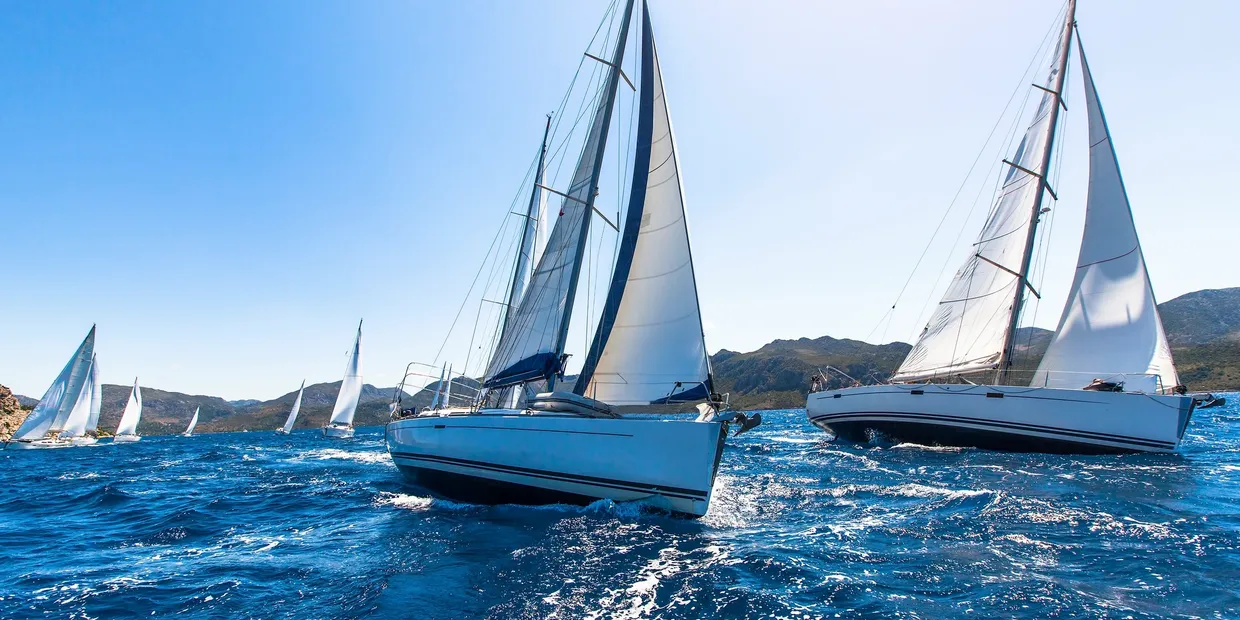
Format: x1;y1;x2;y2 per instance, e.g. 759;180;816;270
807;384;1194;453
112;435;141;443
5;437;75;450
70;436;98;446
182;432;193;437
386;409;726;517
323;424;355;439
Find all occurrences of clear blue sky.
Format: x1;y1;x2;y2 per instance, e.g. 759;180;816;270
2;1;1236;400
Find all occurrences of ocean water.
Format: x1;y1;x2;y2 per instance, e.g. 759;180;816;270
2;401;1238;619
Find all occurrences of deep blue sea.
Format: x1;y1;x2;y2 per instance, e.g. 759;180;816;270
2;401;1239;619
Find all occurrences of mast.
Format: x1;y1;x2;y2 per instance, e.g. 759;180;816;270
997;0;1076;384
548;0;637;391
499;114;553;343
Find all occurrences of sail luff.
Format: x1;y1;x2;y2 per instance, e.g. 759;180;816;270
11;326;96;441
1031;33;1179;393
574;0;712;405
329;320;364;426
49;325;97;433
282;380;305;433
996;0;1077;383
116;378;142;436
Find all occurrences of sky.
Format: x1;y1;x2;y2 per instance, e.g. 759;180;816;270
2;0;1236;400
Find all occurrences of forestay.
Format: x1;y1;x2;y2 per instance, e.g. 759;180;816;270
116;378;143;436
574;4;712;405
1032;39;1178;393
329;321;364;426
11;326;96;441
893;34;1070;383
483;0;637;389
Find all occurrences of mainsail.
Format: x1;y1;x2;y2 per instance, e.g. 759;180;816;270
116;378;143;436
893;11;1073;383
11;326;96;441
282;380;305;433
483;0;638;389
574;3;712;405
61;354;97;439
184;407;199;435
1032;37;1178;393
329;321;364;426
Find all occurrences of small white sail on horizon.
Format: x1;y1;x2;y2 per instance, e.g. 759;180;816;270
183;407;199;436
281;380;305;434
116;378;143;437
10;326;96;443
328;321;364;428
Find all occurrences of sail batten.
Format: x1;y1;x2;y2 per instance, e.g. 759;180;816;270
1031;36;1178;393
574;2;712;405
329;321;364;426
483;0;638;390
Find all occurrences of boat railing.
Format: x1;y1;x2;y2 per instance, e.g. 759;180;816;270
390;361;482;420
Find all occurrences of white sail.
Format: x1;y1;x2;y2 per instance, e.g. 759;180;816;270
184;407;199;435
282;380;305;433
61;355;97;438
11;326;96;441
893;33;1071;382
329;321;364;426
443;364;454;407
1032;40;1178;393
483;0;637;389
85;355;101;433
116;378;143;436
575;7;712;406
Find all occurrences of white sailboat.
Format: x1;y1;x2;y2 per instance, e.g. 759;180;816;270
113;378;143;443
807;0;1194;454
182;407;199;437
386;0;756;518
323;321;363;439
277;380;305;435
65;354;101;446
6;326;96;449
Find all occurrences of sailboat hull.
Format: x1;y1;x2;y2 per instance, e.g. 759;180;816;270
323;424;355;439
69;436;98;446
112;435;140;443
385;410;726;517
807;384;1194;454
5;438;75;450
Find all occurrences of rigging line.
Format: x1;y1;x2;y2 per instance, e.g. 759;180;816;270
882;1;1068;347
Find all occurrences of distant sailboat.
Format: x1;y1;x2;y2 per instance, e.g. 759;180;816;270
386;0;756;518
323;321;363;439
182;407;199;437
6;326;96;449
277;380;305;435
807;0;1195;454
113;378;143;443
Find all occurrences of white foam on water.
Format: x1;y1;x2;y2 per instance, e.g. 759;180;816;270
294;448;394;467
373;491;476;513
891;443;964;453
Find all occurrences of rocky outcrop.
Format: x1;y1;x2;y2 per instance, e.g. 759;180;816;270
0;384;31;441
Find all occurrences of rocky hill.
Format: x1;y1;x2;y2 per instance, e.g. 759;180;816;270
1158;287;1240;346
0;384;32;441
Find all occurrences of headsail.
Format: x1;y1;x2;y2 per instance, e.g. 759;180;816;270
60;355;97;438
185;407;199;435
500;116;552;343
85;355;102;434
893;8;1074;383
11;326;96;441
282;380;305;433
329;320;364;426
483;0;638;389
116;378;143;436
575;3;712;405
1032;37;1178;393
